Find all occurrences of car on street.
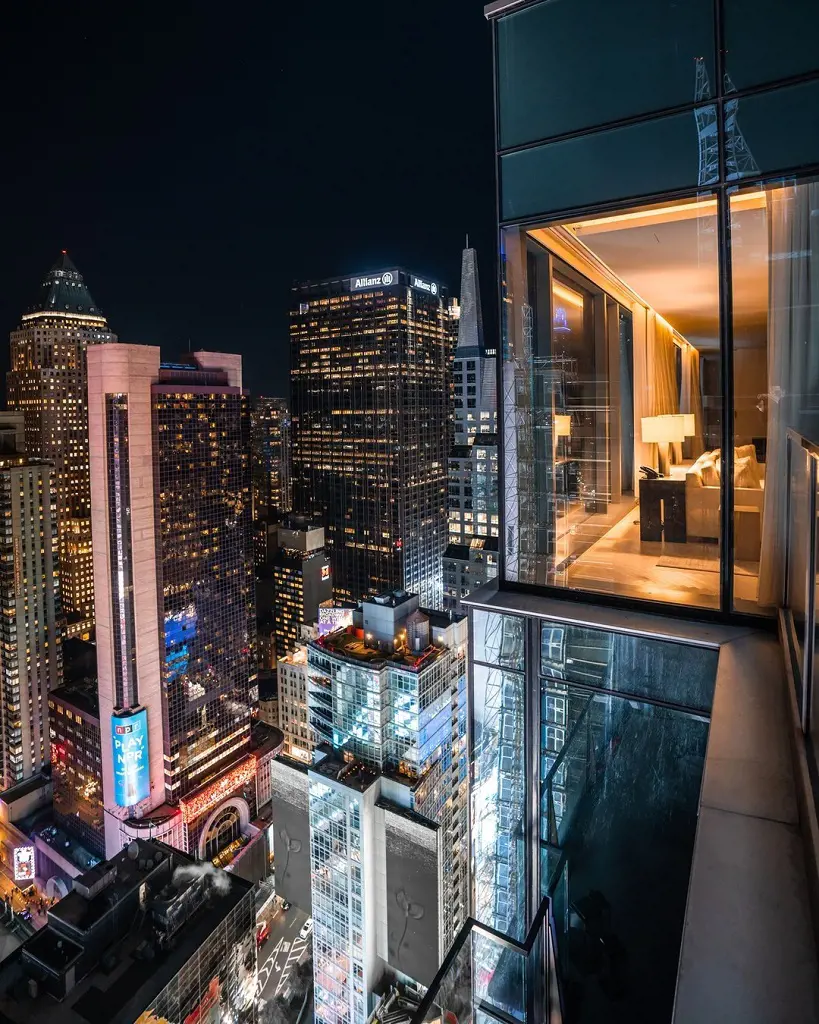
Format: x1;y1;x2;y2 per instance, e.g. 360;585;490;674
299;917;313;940
256;922;271;947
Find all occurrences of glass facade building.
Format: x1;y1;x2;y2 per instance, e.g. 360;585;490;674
154;374;255;802
304;593;469;1023
419;3;819;1022
290;269;456;609
89;346;264;863
493;0;819;618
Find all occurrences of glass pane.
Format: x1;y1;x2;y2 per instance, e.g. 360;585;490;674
730;180;819;613
497;0;716;149
787;442;811;672
500;108;717;222
724;0;819;90
725;80;819;182
422;934;473;1023
472;930;526;1022
543;688;708;1024
502;195;722;611
540;622;718;712
472;663;527;941
472;609;526;670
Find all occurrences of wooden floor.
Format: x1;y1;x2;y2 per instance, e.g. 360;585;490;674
555;506;764;612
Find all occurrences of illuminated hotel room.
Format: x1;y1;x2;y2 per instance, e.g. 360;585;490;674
503;188;778;613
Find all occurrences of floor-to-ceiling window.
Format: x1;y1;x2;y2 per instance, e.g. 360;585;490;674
493;0;819;619
502;196;722;608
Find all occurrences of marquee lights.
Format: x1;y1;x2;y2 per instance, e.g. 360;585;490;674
179;756;257;824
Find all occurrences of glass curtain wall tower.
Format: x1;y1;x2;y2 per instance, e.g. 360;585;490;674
434;2;819;1022
290;269;455;609
88;345;267;862
444;246;500;607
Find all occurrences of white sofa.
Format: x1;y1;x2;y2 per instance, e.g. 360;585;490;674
682;445;765;558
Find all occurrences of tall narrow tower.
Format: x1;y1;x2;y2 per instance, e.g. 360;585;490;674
444;247;499;607
88;346;270;860
8;254;116;637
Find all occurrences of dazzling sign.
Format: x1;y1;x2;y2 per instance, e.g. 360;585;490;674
411;276;438;296
350;270;396;291
13;845;34;883
318;604;354;637
111;708;150;807
179;756;257;825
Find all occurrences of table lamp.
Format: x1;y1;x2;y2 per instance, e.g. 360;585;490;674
641;414;687;476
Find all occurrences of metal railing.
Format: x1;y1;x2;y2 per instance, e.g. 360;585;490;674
409;895;562;1023
783;429;819;797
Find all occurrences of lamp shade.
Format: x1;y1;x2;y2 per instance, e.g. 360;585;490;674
554;414;571;438
641;414;687;444
681;413;696;436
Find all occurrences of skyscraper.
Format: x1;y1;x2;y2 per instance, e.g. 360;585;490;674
305;590;468;1023
8;253;116;637
290;269;455;608
250;395;291;518
88;346;277;860
443;247;499;607
271;516;333;659
0;417;62;788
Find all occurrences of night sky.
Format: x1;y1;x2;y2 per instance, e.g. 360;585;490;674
2;1;496;398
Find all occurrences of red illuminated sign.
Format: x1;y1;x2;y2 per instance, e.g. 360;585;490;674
178;756;257;825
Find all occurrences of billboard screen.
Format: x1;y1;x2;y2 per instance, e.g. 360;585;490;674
112;708;150;807
318;605;354;637
13;845;34;883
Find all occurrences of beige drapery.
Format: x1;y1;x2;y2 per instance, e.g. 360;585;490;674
680;343;705;459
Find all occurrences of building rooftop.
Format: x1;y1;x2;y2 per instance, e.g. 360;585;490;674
310;751;379;794
23;253;105;320
51;681;99;723
19;813;100;874
311;626;449;673
0;839;253;1024
0;770;51;806
249;719;284;759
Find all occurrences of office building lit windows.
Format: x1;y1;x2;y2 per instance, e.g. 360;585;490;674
8;253;116;636
290;269;455;608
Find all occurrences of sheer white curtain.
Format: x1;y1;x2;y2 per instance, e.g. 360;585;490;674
758;182;819;606
680;343;705;458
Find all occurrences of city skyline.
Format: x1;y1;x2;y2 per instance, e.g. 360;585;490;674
1;1;496;399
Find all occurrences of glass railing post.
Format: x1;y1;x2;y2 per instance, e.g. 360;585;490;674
804;456;818;733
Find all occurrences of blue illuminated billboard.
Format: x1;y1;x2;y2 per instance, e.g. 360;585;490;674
111;708;150;807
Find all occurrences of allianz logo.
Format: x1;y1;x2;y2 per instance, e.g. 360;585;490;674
353;272;395;289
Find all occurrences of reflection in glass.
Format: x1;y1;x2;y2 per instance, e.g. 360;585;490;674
497;0;716;149
540;621;718;713
542;686;708;1023
502;195;722;609
472;663;526;942
472;609;525;670
731;180;819;613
